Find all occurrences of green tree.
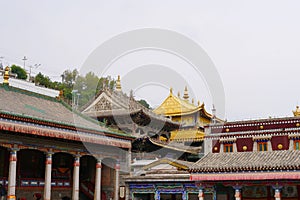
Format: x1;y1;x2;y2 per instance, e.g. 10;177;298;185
35;72;51;87
138;99;151;109
11;65;27;80
62;69;78;86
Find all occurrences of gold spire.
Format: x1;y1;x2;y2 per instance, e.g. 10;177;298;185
192;98;194;104
3;66;10;85
116;75;121;91
197;100;200;106
177;91;180;98
183;86;189;101
169;87;173;95
293;105;300;117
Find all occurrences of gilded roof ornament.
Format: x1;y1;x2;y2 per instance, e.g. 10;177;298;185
116;75;122;91
183;86;189;101
3;66;10;85
293;105;300;117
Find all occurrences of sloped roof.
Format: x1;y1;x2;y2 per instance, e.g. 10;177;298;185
170;128;205;142
189;150;300;173
82;89;179;130
153;89;201;116
148;137;201;155
143;157;194;170
0;86;100;130
0;85;134;147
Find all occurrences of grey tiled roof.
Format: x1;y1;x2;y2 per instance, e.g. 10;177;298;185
0;86;102;130
0;86;135;140
189;150;300;172
82;89;179;128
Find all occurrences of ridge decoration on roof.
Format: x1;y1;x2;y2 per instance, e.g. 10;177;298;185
81;82;179;133
153;87;213;119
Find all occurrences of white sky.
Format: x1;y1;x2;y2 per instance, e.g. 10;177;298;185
1;1;300;121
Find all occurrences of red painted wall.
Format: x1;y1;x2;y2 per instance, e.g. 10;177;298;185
236;138;253;152
212;140;220;153
271;135;289;150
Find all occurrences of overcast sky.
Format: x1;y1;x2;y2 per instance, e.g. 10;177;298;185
1;1;300;121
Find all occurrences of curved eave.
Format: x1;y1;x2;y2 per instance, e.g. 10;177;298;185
142;158;189;170
0;111;135;141
148;138;200;155
86;109;180;130
0;120;132;148
159;103;201;117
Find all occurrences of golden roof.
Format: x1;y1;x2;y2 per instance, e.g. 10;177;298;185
153;87;205;116
293;105;300;117
170;128;205;142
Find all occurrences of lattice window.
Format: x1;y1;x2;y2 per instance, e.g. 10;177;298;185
94;97;112;111
258;142;268;151
224;144;233;152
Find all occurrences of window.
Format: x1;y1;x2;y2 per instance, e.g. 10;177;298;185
224;144;233;152
258;142;268;151
294;140;300;150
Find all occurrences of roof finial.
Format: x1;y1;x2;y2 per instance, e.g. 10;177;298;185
293;105;300;117
192;98;194;104
116;75;122;91
183;86;189;101
169;87;173;95
197;100;200;106
3;66;10;85
212;104;217;124
177;91;180;98
130;89;134;98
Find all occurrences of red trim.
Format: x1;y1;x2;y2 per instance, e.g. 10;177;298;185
0;121;131;148
9;155;17;162
115;164;120;170
96;163;102;169
190;172;300;181
45;160;52;165
0;113;135;141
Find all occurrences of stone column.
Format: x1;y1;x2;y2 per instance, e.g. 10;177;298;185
233;186;242;200
7;149;18;200
72;155;80;200
289;138;294;150
114;161;120;200
44;152;53;200
274;188;281;200
94;159;102;200
198;188;204;200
